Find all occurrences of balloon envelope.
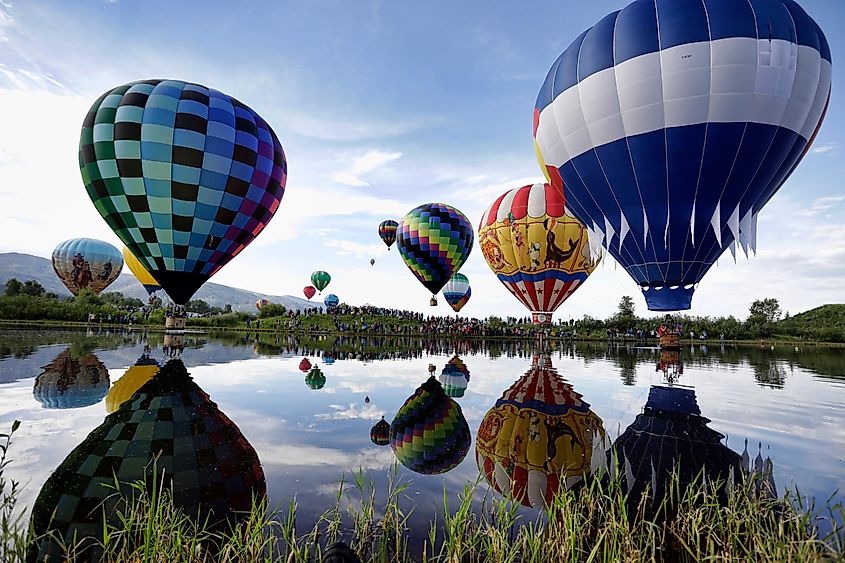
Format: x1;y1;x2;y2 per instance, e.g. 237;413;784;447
396;203;474;296
303;285;316;300
306;366;326;390
533;1;831;311
33;349;110;409
442;273;471;313
370;417;390;446
105;353;160;413
324;294;339;308
52;238;123;296
122;246;161;296
79;79;287;305
378;219;399;249
256;298;269;311
479;184;597;324
311;271;331;293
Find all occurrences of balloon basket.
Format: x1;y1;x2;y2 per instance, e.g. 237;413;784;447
430;296;438;307
659;333;681;350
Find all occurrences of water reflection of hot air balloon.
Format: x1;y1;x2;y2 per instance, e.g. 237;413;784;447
306;365;326;390
79;79;287;306
656;350;684;384
311;271;331;294
390;376;470;475
533;1;831;311
479;184;597;325
378;219;399;250
609;386;740;512
105;349;160;413
476;356;605;508
303;285;316;300
370;417;390;446
442;273;471;313
256;298;269;311
299;357;312;373
438;355;470;398
29;359;266;561
122;246;160;297
33;349;110;409
52;238;123;296
324;294;339;308
322;355;336;365
396;203;474;303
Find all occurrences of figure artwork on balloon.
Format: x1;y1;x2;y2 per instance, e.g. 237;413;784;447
52;239;123;296
533;0;830;311
479;184;597;324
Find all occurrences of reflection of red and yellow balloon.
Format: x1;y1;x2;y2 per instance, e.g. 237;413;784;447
105;354;160;414
479;184;597;324
476;356;604;508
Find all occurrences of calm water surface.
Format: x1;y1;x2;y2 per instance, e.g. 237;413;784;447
1;328;843;547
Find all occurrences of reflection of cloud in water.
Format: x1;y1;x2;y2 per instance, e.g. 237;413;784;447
258;443;395;469
316;402;384;421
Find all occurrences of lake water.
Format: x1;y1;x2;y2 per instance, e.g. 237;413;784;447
1;328;843;551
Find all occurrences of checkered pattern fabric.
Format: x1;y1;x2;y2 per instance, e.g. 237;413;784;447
396;203;474;295
378;219;398;249
79;79;287;305
389;376;470;475
30;360;266;561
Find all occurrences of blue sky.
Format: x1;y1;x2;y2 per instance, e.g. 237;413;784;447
0;0;843;320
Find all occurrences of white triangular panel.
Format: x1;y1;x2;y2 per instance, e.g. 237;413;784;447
749;213;758;255
643;207;649;247
604;215;616;250
710;201;722;248
728;204;740;246
690;200;696;247
619;211;630;252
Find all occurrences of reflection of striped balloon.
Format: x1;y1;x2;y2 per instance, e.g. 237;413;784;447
442;273;471;313
533;0;831;311
479;184;596;324
476;356;604;508
370;417;390;446
378;219;399;250
390;376;470;475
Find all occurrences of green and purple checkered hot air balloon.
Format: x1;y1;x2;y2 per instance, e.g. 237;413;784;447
389;376;470;475
78;79;287;305
396;203;473;303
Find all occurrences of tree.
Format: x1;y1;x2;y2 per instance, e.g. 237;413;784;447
186;299;214;314
75;288;103;308
617;296;635;318
258;303;286;318
21;280;46;296
748;298;782;325
4;278;21;296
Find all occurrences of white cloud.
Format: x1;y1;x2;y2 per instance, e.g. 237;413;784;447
811;143;838;155
330;150;402;187
315;402;384;421
799;195;845;216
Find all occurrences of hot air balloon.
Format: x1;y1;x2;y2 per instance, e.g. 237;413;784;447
256;298;269;311
370;258;375;266
29;360;266;561
476;356;606;508
439;355;470;398
609;385;741;513
378;219;399;250
122;246;161;297
322;355;336;365
396;203;474;302
311;271;331;294
52;238;123;296
79;79;287;306
445;355;470;381
105;349;160;413
306;365;326;390
299;357;312;373
324;294;339;308
33;349;110;409
390;376;471;475
479;184;597;324
370;417;390;446
303;285;316;300
533;1;831;311
442;273;471;313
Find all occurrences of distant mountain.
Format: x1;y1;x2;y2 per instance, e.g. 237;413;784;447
0;252;321;313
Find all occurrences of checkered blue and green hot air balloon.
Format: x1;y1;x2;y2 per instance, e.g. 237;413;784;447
396;203;474;302
389;376;471;475
78;79;287;305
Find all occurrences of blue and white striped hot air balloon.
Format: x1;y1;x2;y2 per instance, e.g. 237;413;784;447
533;0;831;311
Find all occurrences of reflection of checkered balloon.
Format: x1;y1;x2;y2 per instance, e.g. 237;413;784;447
79;79;287;305
396;203;474;295
390;376;470;475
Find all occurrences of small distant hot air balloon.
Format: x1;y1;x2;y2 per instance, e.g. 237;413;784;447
370;417;390;446
396;203;474;303
370;258;375;266
255;298;269;311
33;349;110;409
324;294;339;308
378;220;399;250
122;246;160;297
442;273;471;313
390;376;471;475
52;238;123;296
476;356;605;508
299;358;312;373
533;2;831;311
303;285;316;300
311;271;331;294
479;184;597;324
79;79;287;306
306;366;326;390
322;355;336;365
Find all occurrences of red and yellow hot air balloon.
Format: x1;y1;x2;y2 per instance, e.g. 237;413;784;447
479;183;598;324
